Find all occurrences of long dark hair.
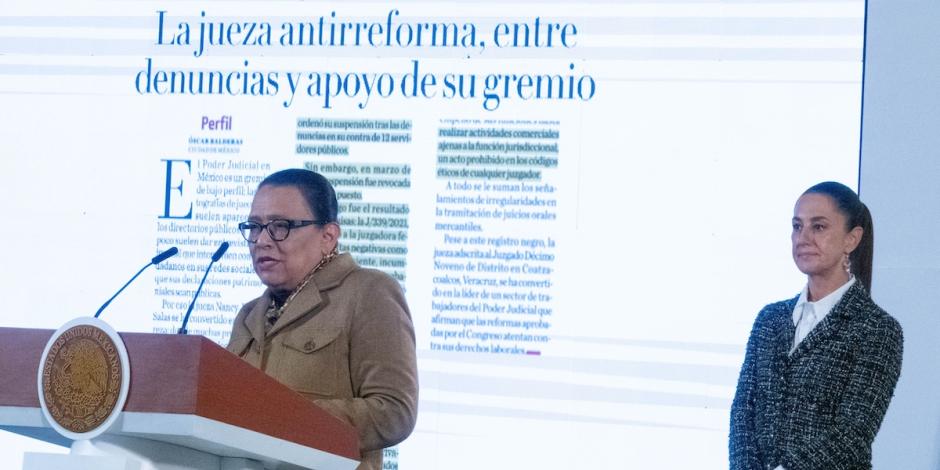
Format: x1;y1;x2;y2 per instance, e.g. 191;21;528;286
257;169;339;224
803;181;874;291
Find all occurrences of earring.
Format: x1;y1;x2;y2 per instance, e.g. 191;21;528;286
843;253;851;273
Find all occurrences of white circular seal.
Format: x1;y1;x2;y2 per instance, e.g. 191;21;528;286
37;316;131;441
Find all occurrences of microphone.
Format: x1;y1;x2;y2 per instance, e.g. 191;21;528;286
152;248;178;264
211;241;229;262
94;247;179;318
178;242;229;335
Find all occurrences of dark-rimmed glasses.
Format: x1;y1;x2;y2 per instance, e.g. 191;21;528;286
238;219;324;243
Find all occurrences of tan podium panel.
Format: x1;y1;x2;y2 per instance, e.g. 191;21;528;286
0;327;360;470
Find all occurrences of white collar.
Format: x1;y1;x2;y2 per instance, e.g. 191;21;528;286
792;275;856;326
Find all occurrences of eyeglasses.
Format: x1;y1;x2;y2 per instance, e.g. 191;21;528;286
238;219;324;243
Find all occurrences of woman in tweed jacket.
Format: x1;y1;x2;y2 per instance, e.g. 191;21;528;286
730;182;903;470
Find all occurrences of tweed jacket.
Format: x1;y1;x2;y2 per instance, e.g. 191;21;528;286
227;253;418;470
729;281;903;470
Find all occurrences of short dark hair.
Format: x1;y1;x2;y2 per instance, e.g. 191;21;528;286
257;169;339;224
803;181;874;291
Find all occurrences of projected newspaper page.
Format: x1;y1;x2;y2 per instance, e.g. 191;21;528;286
0;1;863;468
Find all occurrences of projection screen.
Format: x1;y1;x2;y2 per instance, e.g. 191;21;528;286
0;1;864;468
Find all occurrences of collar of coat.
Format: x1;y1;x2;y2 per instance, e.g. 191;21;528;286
244;252;358;341
776;280;871;359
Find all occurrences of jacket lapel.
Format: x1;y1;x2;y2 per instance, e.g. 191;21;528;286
264;253;358;337
267;281;323;336
789;281;865;359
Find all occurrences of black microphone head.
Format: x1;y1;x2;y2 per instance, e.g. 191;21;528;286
152;247;179;265
211;241;230;262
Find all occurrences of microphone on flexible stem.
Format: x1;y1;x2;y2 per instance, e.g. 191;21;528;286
94;247;180;318
178;242;229;335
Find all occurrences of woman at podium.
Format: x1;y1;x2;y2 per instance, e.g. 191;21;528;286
729;181;903;470
227;169;417;470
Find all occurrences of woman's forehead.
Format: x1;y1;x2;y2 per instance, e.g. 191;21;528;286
794;193;841;218
249;185;314;218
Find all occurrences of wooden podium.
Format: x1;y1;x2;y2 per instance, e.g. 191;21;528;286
0;327;360;470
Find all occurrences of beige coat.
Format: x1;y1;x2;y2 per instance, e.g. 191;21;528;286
227;253;418;470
